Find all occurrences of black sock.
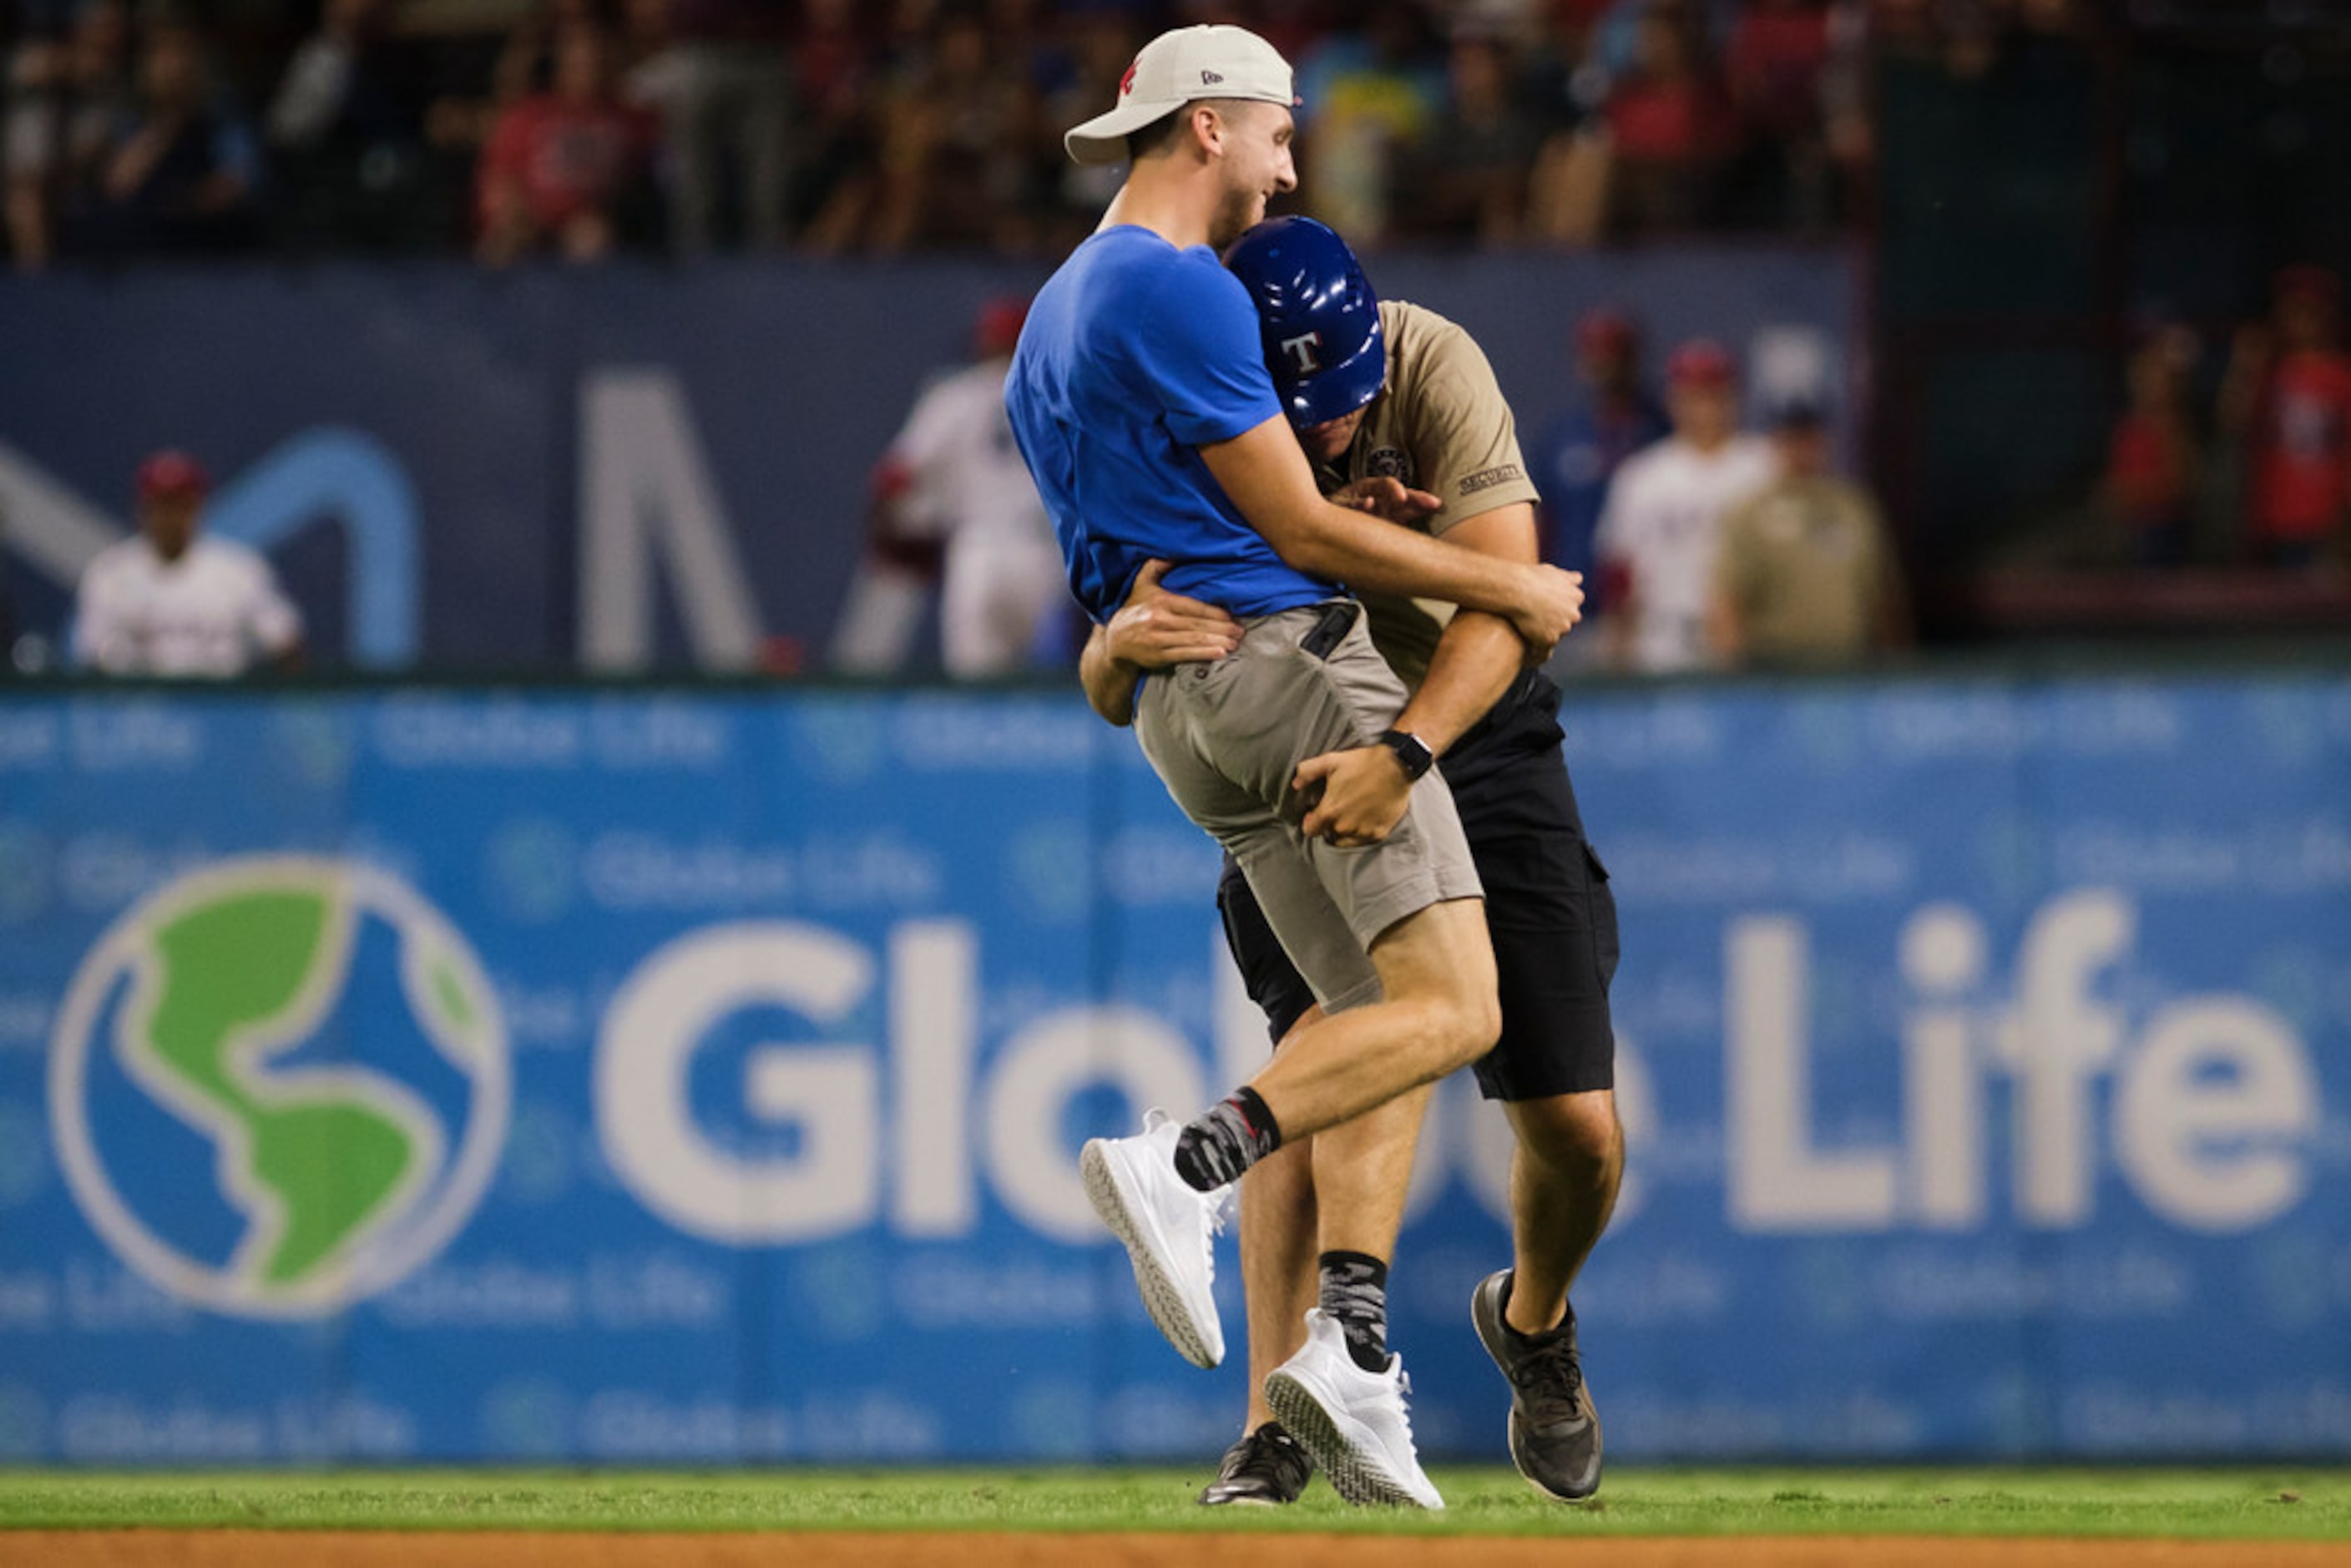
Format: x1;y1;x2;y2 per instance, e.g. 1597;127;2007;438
1319;1250;1390;1373
1173;1087;1282;1191
1499;1272;1574;1344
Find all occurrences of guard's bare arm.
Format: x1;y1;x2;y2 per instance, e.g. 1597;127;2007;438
1201;415;1581;655
1392;503;1547;751
1077;559;1241;726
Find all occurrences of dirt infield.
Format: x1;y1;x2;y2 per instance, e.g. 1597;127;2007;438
12;1533;2351;1566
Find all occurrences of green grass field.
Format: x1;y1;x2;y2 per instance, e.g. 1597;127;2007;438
0;1468;2343;1538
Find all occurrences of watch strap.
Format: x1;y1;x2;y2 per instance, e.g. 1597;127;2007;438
1378;728;1435;781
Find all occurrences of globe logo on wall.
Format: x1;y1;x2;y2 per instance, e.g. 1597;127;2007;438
48;857;510;1318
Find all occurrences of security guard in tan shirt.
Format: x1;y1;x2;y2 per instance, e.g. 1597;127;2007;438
1708;401;1911;668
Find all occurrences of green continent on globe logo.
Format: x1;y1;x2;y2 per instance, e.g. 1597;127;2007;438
144;888;419;1284
50;857;511;1318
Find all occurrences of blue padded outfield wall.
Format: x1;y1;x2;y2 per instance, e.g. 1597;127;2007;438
1;668;2348;1465
0;250;1856;672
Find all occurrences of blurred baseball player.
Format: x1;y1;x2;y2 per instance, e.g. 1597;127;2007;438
1004;23;1584;1509
1594;340;1775;673
1086;218;1622;1507
830;297;1065;677
73;450;304;676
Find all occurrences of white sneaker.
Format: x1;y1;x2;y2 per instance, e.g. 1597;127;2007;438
1080;1109;1226;1368
1263;1308;1443;1509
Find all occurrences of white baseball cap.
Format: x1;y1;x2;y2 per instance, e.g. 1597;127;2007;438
1063;24;1297;167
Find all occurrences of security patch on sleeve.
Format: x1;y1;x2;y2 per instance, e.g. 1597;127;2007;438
1458;463;1524;496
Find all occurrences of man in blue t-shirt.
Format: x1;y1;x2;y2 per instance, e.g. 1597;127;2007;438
1004;23;1584;1510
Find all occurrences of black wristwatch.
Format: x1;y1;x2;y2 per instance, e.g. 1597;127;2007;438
1378;728;1436;782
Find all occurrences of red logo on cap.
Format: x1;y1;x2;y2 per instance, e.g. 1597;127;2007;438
1119;58;1138;96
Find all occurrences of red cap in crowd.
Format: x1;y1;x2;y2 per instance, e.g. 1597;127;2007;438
135;449;211;500
975;296;1029;357
1665;339;1737;389
1575;309;1639;361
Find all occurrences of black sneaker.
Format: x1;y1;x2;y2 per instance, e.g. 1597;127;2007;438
1198;1421;1313;1505
1470;1268;1601;1500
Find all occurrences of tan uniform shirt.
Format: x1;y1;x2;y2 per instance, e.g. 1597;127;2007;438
1312;299;1540;691
1712;473;1898;666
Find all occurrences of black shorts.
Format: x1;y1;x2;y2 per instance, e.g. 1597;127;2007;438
1216;673;1620;1102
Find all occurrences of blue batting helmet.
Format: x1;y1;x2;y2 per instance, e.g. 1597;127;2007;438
1225;216;1385;429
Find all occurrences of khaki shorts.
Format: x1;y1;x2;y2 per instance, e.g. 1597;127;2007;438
1134;600;1483;1014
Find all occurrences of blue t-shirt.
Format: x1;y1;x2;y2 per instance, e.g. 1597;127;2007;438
1005;225;1337;623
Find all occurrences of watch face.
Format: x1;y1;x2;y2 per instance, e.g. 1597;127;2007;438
1383;730;1433;779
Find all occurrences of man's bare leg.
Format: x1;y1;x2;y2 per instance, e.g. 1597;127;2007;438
1197;1132;1324;1506
1238;897;1499;1141
1255;1072;1446;1509
1207;1035;1431;1506
1499;1090;1624;1334
1211;911;1470;1511
1238;1013;1430;1426
1470;1087;1623;1503
1112;895;1492;1508
1236;1138;1317;1431
1302;1084;1432;1378
1310;1087;1429;1262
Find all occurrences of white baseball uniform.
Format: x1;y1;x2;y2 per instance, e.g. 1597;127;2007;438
73;534;303;676
1595;434;1776;673
885;357;1064;678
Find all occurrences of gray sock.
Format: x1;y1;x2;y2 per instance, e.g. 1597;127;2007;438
1319;1250;1390;1373
1172;1088;1281;1191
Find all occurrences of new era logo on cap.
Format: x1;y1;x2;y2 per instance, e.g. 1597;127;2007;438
1201;68;1223;83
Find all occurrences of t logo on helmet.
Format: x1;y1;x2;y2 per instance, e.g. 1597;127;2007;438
1280;331;1324;377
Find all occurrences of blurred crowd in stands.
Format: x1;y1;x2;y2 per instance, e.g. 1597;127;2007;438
3;0;2343;677
0;0;2109;271
2101;267;2351;575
